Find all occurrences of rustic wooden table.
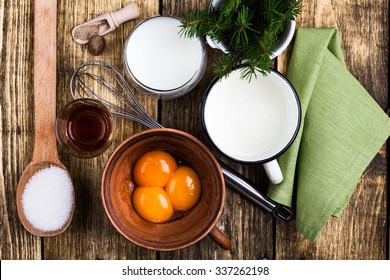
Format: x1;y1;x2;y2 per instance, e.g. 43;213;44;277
0;0;388;260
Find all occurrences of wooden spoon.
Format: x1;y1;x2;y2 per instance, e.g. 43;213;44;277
16;0;75;236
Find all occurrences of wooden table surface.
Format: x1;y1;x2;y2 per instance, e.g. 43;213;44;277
1;0;388;260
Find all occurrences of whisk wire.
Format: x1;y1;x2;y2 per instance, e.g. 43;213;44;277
70;60;162;129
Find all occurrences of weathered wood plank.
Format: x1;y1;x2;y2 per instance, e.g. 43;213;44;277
275;0;388;259
159;0;275;260
0;0;40;260
43;0;159;260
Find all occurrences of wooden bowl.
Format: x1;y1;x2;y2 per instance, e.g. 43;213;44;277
101;128;230;251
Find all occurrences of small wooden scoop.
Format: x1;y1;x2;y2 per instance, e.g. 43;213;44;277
16;0;75;237
71;2;141;45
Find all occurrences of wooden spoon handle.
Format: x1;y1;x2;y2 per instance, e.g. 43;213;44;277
32;0;59;163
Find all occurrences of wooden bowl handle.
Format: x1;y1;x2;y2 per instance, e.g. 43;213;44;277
208;226;231;250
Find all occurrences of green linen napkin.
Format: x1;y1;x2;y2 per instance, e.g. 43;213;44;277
267;27;390;241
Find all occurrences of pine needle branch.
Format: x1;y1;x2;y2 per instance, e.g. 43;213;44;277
180;0;302;80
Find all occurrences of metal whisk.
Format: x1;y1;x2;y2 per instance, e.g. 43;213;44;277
69;60;294;223
70;60;162;129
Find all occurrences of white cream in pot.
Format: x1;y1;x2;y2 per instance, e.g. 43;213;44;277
203;69;299;163
124;16;205;92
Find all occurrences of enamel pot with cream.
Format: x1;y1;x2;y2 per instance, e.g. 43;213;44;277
202;69;301;185
123;16;207;99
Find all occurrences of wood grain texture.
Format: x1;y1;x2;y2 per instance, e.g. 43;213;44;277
159;0;274;260
0;0;39;260
0;0;388;260
43;0;159;260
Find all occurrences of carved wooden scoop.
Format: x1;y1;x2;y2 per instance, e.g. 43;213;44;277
71;2;141;45
16;0;75;237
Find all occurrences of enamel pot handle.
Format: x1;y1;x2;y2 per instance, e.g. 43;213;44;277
263;159;283;185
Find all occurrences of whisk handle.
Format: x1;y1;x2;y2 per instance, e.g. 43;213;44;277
220;162;294;222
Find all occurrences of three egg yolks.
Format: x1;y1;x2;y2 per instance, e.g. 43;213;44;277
132;150;201;223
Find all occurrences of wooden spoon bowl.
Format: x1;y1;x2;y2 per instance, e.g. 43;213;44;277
17;161;75;236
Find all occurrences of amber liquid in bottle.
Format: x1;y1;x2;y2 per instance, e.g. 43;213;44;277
66;104;113;152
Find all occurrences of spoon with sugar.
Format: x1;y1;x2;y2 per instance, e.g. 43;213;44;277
16;0;75;237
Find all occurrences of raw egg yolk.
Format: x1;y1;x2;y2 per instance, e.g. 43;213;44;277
133;150;177;188
132;187;174;223
165;166;201;211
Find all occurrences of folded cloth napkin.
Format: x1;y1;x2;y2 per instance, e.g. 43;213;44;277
267;27;390;241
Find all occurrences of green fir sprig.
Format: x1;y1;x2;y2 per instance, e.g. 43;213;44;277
180;0;302;81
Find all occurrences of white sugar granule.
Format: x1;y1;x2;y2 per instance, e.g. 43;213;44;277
22;165;73;231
